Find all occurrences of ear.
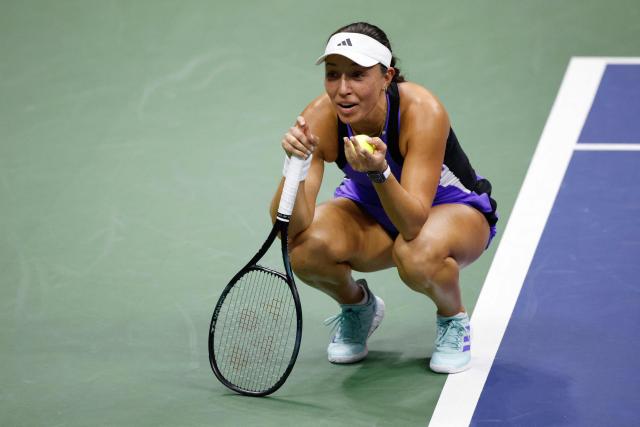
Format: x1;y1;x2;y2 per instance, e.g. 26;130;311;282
384;67;395;88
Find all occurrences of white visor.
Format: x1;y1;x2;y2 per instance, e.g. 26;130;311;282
315;32;392;68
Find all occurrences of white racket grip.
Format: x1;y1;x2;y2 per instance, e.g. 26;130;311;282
277;155;306;219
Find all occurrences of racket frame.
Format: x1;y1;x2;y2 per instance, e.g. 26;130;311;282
209;156;306;397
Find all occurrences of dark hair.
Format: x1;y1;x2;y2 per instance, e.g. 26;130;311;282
331;22;406;83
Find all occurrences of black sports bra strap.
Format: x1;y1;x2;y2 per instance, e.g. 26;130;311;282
386;82;403;166
336;120;348;169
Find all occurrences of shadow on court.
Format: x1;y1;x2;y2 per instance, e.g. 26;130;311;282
328;351;444;424
218;393;329;411
341;350;438;391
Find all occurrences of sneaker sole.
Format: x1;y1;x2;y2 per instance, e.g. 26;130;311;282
328;296;385;364
429;361;471;374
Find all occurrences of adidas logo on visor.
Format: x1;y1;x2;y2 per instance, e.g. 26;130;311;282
315;32;392;67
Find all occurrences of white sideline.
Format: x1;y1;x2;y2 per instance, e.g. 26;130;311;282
427;57;625;427
575;143;640;150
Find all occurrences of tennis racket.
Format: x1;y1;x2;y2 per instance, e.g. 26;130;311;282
208;156;306;397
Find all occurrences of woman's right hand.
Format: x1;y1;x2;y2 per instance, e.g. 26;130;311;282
281;116;319;159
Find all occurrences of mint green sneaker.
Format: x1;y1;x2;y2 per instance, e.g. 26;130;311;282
429;312;471;373
324;280;385;364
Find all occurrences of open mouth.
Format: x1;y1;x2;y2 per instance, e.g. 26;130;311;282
337;102;357;113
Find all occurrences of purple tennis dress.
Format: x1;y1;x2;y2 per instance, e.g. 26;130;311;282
333;82;498;246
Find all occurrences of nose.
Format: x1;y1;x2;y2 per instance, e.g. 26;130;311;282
337;75;351;95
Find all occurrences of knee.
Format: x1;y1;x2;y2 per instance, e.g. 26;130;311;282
393;239;449;292
289;228;338;280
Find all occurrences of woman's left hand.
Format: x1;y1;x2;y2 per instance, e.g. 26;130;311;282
344;136;388;172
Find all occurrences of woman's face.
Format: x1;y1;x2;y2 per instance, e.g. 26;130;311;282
324;54;391;125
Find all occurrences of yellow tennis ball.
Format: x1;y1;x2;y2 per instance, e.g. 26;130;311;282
354;134;375;154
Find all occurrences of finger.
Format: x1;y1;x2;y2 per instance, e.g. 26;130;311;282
289;126;309;148
290;127;316;154
369;137;385;150
344;137;353;155
344;137;359;160
350;136;369;157
283;133;311;159
298;116;316;143
296;116;307;130
310;133;320;148
287;133;311;158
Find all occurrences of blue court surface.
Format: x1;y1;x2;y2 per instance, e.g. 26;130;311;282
473;150;640;426
430;59;640;426
579;64;640;143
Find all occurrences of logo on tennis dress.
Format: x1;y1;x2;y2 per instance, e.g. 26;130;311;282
337;38;352;46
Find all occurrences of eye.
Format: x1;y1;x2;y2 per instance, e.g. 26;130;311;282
325;71;339;80
351;70;365;79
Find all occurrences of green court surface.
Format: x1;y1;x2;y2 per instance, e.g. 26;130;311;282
2;1;638;425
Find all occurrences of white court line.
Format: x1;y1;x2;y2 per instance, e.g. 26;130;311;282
580;57;640;65
575;143;640;151
427;57;634;427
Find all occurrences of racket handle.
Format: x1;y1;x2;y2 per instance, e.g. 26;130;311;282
277;156;305;220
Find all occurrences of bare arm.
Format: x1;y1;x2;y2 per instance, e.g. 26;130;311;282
269;97;336;238
270;151;324;237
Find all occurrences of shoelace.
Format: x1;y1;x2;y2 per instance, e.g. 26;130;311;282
435;319;467;350
324;309;363;343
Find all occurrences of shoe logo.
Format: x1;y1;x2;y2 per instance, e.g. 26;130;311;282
337;38;352;46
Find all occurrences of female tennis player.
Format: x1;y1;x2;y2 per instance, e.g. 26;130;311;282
270;22;498;373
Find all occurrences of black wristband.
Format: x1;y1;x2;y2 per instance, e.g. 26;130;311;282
367;164;391;183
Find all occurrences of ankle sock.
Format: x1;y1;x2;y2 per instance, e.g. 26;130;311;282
354;283;368;305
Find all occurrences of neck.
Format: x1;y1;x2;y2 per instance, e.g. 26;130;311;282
351;91;387;137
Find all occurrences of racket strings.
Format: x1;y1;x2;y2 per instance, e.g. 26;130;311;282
214;268;297;393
